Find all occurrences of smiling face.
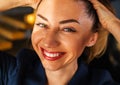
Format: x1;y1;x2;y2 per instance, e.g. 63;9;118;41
32;0;98;71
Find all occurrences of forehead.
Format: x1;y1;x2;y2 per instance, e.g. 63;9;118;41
36;0;93;28
37;0;88;19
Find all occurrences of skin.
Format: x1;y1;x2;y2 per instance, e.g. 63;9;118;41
0;0;120;85
0;0;40;11
90;0;120;44
32;0;97;85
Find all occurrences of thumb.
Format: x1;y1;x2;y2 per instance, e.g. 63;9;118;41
28;0;42;9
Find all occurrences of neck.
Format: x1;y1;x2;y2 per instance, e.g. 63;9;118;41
45;62;78;85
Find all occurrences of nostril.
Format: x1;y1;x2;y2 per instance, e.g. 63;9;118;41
42;34;60;48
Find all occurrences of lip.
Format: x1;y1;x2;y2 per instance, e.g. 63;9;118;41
40;47;65;61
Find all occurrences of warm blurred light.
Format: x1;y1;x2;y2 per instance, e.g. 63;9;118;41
24;13;35;25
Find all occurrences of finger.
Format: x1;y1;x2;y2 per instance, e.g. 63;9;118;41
89;0;106;10
89;0;113;17
89;0;117;29
28;0;41;9
26;0;39;5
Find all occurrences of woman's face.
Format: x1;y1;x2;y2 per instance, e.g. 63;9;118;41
32;0;97;71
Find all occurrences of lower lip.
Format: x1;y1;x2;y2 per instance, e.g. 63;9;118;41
41;48;65;61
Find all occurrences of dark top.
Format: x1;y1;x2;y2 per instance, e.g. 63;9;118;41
0;48;119;85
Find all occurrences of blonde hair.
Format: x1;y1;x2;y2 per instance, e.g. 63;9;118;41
88;27;109;62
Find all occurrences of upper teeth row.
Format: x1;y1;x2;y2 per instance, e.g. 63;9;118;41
44;51;60;57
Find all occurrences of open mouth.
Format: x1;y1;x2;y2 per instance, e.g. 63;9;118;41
41;47;65;61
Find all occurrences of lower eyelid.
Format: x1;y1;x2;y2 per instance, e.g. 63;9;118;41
63;28;76;32
36;23;47;28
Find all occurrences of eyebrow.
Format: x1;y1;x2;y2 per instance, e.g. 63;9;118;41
37;14;80;24
59;19;80;24
37;14;48;21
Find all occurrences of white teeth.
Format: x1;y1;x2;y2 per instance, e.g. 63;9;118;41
44;50;60;57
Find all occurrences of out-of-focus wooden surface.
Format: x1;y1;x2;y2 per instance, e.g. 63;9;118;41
0;37;12;50
0;7;34;52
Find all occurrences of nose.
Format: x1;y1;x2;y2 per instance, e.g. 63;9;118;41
42;30;60;48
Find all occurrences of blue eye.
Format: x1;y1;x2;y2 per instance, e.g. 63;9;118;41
63;28;76;32
36;23;47;28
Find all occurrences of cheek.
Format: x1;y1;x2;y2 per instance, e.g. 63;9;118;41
31;27;43;49
63;35;87;58
72;40;86;56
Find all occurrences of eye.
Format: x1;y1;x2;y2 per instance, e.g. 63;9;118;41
36;23;47;28
63;27;76;32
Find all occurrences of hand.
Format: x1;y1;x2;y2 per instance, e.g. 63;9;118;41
90;0;120;44
25;0;41;9
0;0;41;11
89;0;120;32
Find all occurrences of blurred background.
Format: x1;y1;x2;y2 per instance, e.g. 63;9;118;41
0;7;34;54
0;0;120;83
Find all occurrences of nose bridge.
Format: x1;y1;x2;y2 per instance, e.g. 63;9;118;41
43;29;59;48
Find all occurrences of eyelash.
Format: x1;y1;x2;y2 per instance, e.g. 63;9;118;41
36;23;47;28
36;23;76;32
63;27;76;32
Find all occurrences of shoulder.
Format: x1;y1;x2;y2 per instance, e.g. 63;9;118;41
16;48;40;67
0;51;16;72
14;48;44;73
71;60;119;85
0;50;17;83
0;48;40;75
0;48;40;71
88;66;119;85
15;48;46;84
0;49;45;84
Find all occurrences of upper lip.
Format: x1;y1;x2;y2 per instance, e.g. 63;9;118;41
40;47;65;54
